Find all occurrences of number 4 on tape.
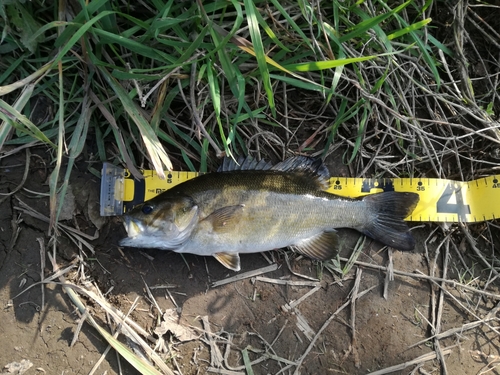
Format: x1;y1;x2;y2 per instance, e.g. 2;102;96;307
436;184;471;221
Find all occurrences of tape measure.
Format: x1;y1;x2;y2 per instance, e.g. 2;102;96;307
100;163;500;222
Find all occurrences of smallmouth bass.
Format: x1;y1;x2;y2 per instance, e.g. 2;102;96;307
120;156;419;271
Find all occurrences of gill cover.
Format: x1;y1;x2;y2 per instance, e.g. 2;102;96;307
120;194;199;250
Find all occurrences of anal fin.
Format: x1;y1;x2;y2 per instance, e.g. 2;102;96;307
214;252;241;271
289;230;338;261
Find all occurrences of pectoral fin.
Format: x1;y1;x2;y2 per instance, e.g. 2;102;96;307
205;205;245;232
214;252;241;271
289;230;338;261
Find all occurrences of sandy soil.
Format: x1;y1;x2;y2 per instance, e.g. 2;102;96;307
1;150;499;375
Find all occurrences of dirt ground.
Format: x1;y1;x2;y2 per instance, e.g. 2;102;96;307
1;150;499;375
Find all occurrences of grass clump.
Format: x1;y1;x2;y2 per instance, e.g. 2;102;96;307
1;1;444;170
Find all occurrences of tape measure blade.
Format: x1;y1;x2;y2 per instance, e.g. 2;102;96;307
120;170;202;209
100;163;125;216
105;168;500;223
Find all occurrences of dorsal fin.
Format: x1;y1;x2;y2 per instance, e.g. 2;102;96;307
218;156;273;172
218;156;330;189
272;156;330;190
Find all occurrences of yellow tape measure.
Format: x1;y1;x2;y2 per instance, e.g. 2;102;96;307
100;163;500;222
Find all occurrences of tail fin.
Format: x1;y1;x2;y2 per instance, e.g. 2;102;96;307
361;192;419;251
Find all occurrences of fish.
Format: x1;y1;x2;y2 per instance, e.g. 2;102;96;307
119;156;419;271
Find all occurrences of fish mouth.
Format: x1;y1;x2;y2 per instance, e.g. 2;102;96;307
122;216;143;238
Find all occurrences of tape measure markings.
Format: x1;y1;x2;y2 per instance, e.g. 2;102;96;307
100;163;500;223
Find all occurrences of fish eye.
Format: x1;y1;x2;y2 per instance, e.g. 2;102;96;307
141;204;154;215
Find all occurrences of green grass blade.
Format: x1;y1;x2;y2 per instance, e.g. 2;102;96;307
387;18;432;40
215;24;326;91
0;61;52;96
49;62;65;232
98;66;173;177
269;74;325;92
92;28;174;63
54;97;91;226
52;11;117;67
322;97;348;158
0;83;35;149
242;348;255;375
181;149;197;172
346;100;369;164
243;0;275;116
206;61;222;129
200;138;209;173
0;55;25;85
253;5;290;52
376;0;441;87
339;0;411;44
268;0;313;50
0;96;56;147
284;55;383;72
426;34;454;57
